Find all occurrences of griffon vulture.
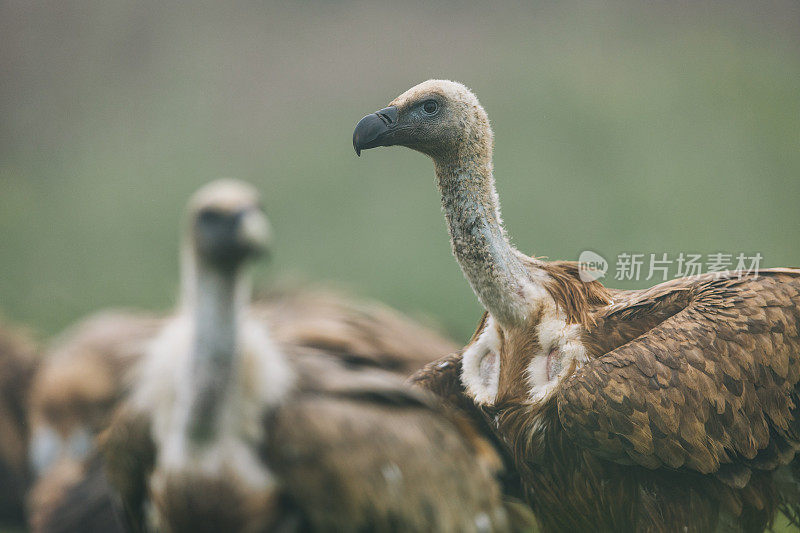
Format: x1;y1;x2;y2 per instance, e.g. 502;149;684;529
28;292;454;481
27;221;458;531
354;80;800;532
91;179;526;532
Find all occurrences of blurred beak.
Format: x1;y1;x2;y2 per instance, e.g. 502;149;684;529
353;106;398;156
237;209;271;255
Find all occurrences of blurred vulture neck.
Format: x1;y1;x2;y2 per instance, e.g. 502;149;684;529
434;144;535;328
182;252;250;443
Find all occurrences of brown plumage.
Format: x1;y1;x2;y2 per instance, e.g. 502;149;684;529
28;454;124;533
354;80;800;531
0;318;38;526
255;287;456;376
26;310;162;533
28;311;161;475
28;278;456;531
102;348;522;532
488;267;800;532
90;180;527;533
28;300;457;533
263;346;515;532
28;291;454;480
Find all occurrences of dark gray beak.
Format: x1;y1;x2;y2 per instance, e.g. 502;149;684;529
195;208;271;268
353;106;398;156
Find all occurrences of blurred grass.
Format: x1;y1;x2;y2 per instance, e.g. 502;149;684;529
1;1;799;344
0;1;799;531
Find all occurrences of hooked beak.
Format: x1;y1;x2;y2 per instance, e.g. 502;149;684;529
196;207;272;267
353;106;398;156
237;209;272;255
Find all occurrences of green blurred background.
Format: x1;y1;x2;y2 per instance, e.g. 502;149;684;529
1;1;799;530
1;1;799;346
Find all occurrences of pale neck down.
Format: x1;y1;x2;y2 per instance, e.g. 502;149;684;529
433;148;535;328
181;250;251;442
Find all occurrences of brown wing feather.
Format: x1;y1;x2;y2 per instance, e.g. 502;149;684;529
29;290;456;531
409;351;479;414
98;407;155;532
30;310;162;440
31;290;454;461
408;337;527;502
264;349;518;532
97;342;531;532
255;288;457;376
0;320;38;525
559;269;800;483
28;454;126;533
31;405;155;533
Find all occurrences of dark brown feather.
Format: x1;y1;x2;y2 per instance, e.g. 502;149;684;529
30;290;454;459
0;318;38;526
541;261;613;326
100;348;529;532
263;349;515;532
417;268;800;532
28;454;125;533
254;287;457;375
30;311;161;441
561;270;800;479
28;289;458;531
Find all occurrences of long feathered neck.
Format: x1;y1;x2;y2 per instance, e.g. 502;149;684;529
433;135;539;328
180;248;251;442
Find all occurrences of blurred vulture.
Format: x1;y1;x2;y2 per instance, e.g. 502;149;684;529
28;219;459;530
28;293;454;480
0;318;38;526
36;180;528;533
355;80;800;532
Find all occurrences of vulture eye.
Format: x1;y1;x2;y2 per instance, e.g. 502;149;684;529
422;100;439;115
197;209;225;226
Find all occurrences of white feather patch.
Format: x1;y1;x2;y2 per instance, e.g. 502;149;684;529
526;310;587;404
131;312;293;490
461;316;501;405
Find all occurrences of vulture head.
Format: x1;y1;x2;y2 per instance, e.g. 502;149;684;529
353;79;492;159
353;81;606;411
185;179;272;270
